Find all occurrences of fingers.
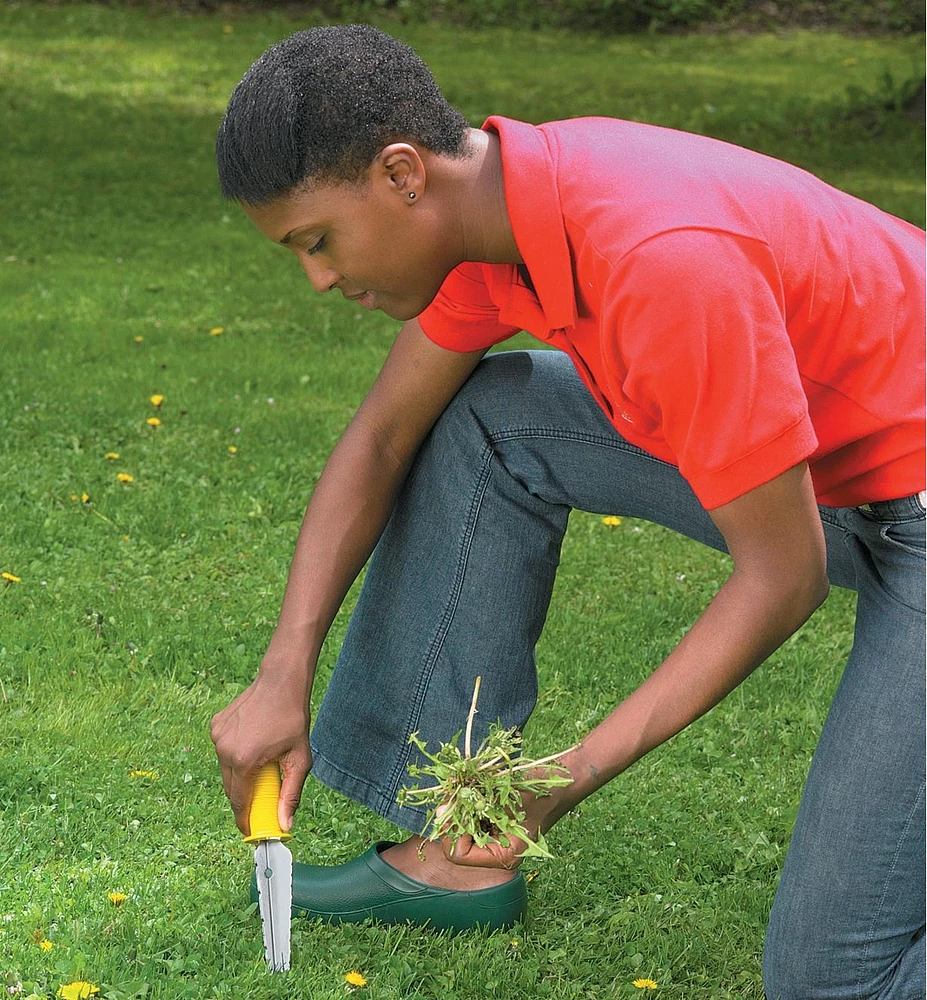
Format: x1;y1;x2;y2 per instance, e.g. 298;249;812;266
442;832;521;870
435;802;526;869
446;832;473;861
211;696;257;836
209;674;312;836
226;759;285;838
230;772;254;838
218;758;256;837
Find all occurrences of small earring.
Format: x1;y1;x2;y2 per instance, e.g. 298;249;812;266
408;191;417;201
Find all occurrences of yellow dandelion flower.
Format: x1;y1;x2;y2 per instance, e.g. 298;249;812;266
129;769;159;780
81;493;90;504
39;938;53;951
228;445;238;454
633;978;658;990
108;892;128;905
57;982;100;1000
134;335;144;343
121;535;130;542
150;394;164;407
117;473;134;483
104;452;120;460
223;23;234;33
1;572;21;583
146;417;161;427
344;971;368;987
602;515;622;526
209;326;225;336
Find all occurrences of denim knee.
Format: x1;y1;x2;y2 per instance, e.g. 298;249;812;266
762;936;839;1000
763;922;924;1000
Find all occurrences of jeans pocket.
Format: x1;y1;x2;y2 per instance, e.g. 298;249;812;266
850;507;926;611
880;520;927;559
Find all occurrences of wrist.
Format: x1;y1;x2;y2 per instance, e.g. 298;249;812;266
534;737;626;833
259;636;317;698
525;764;584;835
263;625;321;666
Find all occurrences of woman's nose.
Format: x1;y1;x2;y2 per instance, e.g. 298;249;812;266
299;255;340;294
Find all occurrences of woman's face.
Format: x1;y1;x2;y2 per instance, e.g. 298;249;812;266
242;160;455;322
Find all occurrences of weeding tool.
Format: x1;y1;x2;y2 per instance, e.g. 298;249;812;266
244;762;293;972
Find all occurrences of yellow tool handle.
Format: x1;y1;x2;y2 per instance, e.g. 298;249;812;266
243;762;292;843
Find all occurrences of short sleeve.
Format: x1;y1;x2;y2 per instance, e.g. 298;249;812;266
604;229;819;508
418;262;521;353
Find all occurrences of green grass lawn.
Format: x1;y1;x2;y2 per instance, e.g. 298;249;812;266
0;3;922;998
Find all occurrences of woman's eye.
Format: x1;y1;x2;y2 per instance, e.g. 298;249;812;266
306;237;325;256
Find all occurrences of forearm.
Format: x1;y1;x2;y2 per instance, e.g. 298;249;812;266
263;416;411;675
210;422;411;834
445;465;830;869
261;323;485;687
545;566;828;826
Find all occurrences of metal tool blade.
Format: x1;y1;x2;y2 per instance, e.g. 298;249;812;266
254;839;293;972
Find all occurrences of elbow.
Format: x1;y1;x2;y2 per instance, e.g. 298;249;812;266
807;550;831;610
814;572;830;607
789;567;830;625
807;574;830;615
735;561;829;628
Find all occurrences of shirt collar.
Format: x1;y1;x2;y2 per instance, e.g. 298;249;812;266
482;116;578;331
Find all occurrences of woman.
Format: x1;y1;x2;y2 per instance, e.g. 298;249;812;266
209;24;925;998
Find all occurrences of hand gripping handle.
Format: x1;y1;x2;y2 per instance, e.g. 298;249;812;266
243;762;293;843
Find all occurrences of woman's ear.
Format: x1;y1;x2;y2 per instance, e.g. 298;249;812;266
371;142;426;202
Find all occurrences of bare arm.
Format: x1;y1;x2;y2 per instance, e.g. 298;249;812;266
211;318;486;834
449;461;830;866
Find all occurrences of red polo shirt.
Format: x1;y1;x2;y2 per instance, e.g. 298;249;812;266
418;116;925;509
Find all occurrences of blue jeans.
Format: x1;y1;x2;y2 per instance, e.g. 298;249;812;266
311;351;925;999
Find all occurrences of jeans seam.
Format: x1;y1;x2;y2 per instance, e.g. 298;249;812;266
488;425;679;470
857;777;926;996
383;440;496;799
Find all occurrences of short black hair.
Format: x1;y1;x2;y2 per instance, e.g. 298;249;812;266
216;24;470;204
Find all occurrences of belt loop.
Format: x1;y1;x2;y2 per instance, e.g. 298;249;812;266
859;492;927;515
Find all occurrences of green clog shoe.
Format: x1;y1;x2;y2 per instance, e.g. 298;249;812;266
249;841;527;933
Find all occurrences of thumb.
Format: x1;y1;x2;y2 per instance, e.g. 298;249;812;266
443;831;475;864
278;754;310;833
